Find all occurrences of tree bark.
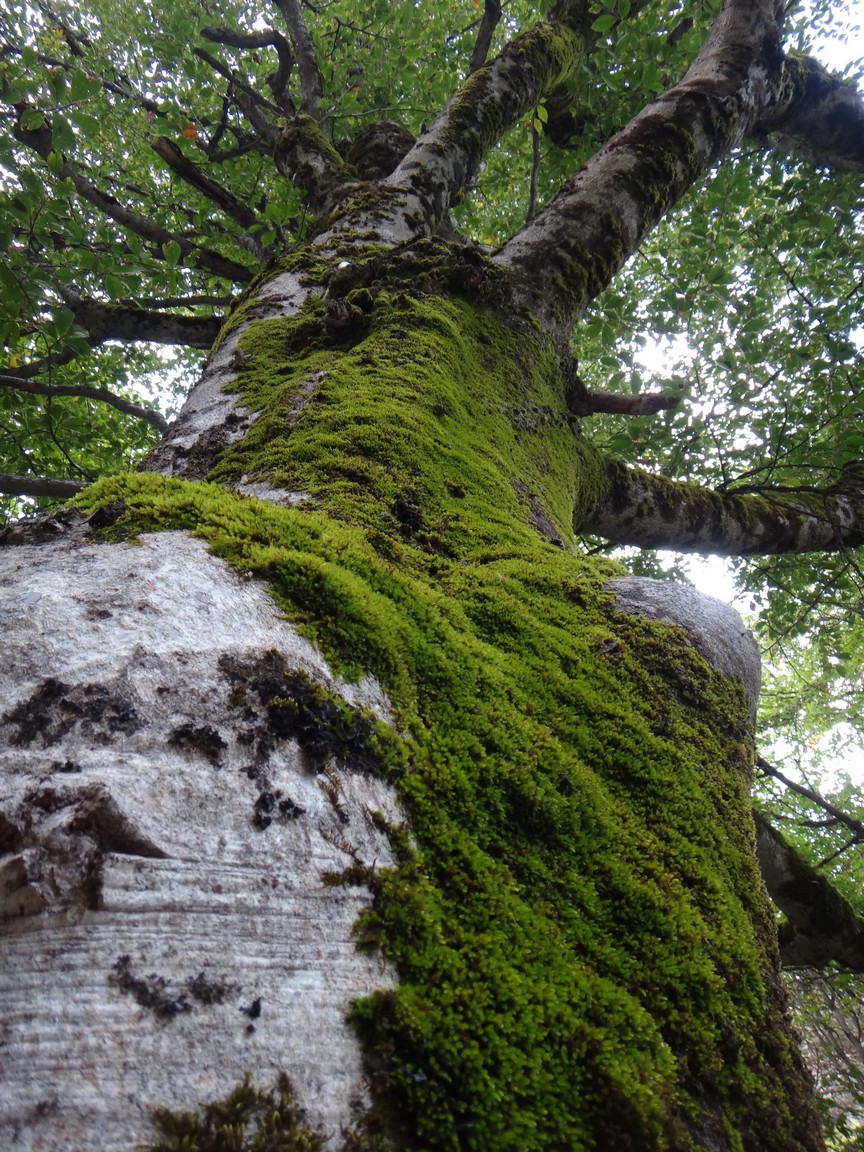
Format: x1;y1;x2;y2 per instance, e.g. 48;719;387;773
7;0;864;1146
0;241;825;1151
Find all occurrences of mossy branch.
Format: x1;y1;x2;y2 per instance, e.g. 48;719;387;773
582;457;864;555
494;0;789;334
381;16;587;238
755;53;864;171
754;812;864;971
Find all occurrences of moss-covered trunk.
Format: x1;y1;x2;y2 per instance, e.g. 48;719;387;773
2;246;822;1151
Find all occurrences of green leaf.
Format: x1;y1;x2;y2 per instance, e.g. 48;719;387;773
54;307;76;336
162;240;183;266
19;108;47;132
591;14;617;33
51;114;76;153
48;68;68;102
69;69;104;103
105;274;127;299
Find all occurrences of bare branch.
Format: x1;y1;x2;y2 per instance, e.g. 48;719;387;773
753;811;864;970
0;473;87;498
757;757;864;843
0;374;169;434
581;458;864;556
67;297;221;351
273;0;325;124
201;24;295;114
149;136;269;257
582;391;681;416
527;122;541;223
469;0;502;75
192;47;284;120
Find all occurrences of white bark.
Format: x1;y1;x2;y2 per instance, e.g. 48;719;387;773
146;270;320;479
0;530;402;1151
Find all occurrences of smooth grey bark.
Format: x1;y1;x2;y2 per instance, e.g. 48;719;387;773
0;527;402;1151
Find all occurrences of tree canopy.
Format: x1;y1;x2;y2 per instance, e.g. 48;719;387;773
2;0;864;1142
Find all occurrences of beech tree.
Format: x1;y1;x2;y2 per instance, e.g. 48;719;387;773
2;1;864;1149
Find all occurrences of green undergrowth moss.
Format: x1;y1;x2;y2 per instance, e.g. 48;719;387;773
75;463;817;1152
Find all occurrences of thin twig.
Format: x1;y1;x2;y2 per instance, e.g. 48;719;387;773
757;755;864;841
0;374;169;434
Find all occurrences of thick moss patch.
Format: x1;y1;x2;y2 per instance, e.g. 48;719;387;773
75;466;815;1152
208;247;600;560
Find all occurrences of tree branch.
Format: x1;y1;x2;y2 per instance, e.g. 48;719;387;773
468;0;502;75
67;297;221;351
0;374;169;434
272;0;324;124
582;391;681;416
753;811;864;970
0;473;87;498
755;54;864;171
149;136;262;238
757;756;864;843
201;25;296;115
494;0;790;335
581;458;864;555
376;12;589;242
192;47;284;120
13;109;254;283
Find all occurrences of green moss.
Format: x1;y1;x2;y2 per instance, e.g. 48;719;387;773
73;258;819;1150
206;254;595;558
145;1074;326;1151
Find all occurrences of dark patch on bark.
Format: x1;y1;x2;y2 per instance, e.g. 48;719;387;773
252;788;306;830
168;723;228;764
219;649;384;775
85;500;127;531
110;955;193;1017
4;678;140;747
140;409;250;481
185;970;240;1006
512;479;564;547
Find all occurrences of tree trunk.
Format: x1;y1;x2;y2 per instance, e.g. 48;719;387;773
0;244;824;1152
